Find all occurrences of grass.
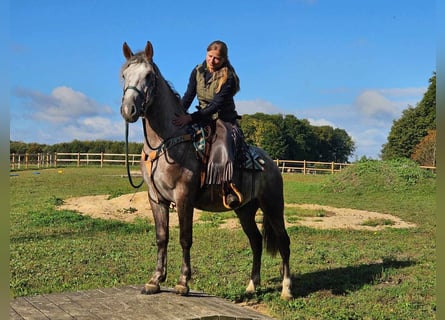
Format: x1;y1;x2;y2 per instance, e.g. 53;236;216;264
9;161;436;319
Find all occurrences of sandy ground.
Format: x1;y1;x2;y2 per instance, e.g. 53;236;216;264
57;192;416;231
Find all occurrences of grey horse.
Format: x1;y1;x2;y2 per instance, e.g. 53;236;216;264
120;41;292;300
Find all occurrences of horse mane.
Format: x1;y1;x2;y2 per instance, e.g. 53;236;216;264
120;51;181;103
152;63;181;103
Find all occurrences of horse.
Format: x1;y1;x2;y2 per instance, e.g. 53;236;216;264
120;41;293;300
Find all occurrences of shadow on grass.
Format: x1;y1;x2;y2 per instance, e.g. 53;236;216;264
291;259;415;297
237;258;415;301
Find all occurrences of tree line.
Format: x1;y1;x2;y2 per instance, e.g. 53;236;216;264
9;115;356;163
10;72;435;165
10;140;144;157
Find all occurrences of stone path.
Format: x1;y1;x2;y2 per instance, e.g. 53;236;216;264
10;285;274;320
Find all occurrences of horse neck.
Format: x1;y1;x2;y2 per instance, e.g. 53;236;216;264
143;78;186;146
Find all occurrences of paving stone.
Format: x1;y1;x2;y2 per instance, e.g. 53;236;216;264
10;286;274;320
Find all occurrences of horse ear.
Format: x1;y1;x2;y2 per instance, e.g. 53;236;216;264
123;42;133;60
145;41;154;62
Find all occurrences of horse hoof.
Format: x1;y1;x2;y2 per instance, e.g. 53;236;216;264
141;283;160;295
280;289;293;300
245;280;256;293
174;284;189;296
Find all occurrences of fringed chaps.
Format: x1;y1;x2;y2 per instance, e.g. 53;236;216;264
205;119;240;185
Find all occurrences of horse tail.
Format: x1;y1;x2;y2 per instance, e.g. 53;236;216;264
262;213;279;257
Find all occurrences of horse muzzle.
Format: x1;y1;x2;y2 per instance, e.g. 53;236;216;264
121;102;140;123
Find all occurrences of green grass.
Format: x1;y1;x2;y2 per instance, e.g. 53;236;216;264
10;162;436;319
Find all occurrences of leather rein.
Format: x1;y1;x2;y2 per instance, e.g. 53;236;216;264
123;71;196;191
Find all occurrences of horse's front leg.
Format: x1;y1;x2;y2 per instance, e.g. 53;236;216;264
174;202;194;296
141;200;170;295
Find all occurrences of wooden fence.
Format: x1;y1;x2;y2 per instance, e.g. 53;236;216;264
9;152;141;169
10;152;436;174
274;159;353;174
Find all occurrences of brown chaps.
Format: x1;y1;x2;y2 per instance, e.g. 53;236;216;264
204;119;245;198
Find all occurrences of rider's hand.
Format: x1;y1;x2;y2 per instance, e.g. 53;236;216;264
172;114;192;127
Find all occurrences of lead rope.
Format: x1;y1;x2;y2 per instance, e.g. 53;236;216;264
125;121;145;189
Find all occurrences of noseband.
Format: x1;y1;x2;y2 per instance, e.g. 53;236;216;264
123;72;157;117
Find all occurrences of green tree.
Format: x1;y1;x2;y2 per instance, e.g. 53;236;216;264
381;73;436;160
10;141;28;154
330;128;356;163
411;129;436;166
240;113;354;162
240;113;286;158
282;115;317;160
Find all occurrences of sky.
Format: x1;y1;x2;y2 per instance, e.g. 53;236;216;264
9;0;436;160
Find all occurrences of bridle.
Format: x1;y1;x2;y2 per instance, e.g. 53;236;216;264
122;71;157;117
122;64;197;192
123;69;158;188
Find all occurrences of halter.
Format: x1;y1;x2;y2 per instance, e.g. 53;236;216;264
123;71;157;117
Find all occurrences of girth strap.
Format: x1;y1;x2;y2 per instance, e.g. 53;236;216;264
141;133;193;203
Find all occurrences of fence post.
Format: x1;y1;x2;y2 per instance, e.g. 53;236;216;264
303;160;306;175
101;152;104;168
77;152;80;167
331;162;334;174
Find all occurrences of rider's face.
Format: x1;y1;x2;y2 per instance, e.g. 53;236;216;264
206;49;224;72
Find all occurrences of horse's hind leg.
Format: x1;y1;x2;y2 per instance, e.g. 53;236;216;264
235;200;262;294
260;198;293;300
141;201;170;295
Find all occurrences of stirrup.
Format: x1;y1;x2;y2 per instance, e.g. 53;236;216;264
229;182;243;204
222;183;243;209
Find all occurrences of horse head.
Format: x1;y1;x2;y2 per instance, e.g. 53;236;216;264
120;41;157;123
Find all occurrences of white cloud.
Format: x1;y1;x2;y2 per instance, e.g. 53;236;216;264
354;87;426;119
13;86;113;123
292;86;425;159
355;90;399;117
306;118;335;127
235;99;283;115
11;86;125;143
62;117;125;141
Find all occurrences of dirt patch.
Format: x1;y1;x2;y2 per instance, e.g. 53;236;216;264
286;203;416;230
57;192;416;231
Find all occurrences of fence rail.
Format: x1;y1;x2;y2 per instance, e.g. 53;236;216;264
10;152;436;174
9;152;141;169
274;159;353;174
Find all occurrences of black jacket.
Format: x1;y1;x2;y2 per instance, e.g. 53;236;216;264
181;61;240;124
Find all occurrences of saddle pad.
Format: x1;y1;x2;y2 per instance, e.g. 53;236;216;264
243;147;265;171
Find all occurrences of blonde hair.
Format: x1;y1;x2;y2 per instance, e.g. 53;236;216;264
207;40;240;94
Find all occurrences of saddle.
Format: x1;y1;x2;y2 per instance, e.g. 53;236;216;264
140;120;264;207
191;120;265;208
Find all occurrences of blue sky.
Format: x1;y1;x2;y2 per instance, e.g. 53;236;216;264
10;0;435;160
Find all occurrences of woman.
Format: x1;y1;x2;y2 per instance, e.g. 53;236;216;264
173;40;243;209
